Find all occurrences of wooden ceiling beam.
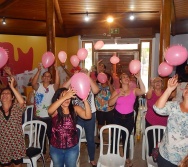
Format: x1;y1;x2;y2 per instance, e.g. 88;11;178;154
54;0;63;27
0;0;20;12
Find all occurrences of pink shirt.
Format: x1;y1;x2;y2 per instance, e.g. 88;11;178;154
115;89;136;114
145;91;168;126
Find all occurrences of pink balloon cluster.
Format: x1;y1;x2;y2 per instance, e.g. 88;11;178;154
71;72;91;100
110;56;120;64
0;47;8;69
94;41;104;50
42;51;55;68
158;62;173;77
58;51;67;63
70;48;88;67
129;60;141;74
165;45;188;66
97;73;107;83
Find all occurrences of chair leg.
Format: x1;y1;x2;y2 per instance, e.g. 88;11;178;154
129;134;134;160
142;134;146;160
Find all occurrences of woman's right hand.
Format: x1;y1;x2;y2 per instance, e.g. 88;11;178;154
8;77;15;89
64;88;76;99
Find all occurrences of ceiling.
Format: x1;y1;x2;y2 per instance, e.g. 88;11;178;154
0;0;188;39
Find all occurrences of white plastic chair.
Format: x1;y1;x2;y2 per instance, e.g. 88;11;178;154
23;105;35;143
50;124;82;167
145;125;166;167
22;120;47;167
97;124;129;167
129;110;136;160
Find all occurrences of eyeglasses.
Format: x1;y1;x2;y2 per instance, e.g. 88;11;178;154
45;88;49;93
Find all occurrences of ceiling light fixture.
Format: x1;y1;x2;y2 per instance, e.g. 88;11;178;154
107;16;114;23
129;14;135;21
2;17;6;25
84;12;89;21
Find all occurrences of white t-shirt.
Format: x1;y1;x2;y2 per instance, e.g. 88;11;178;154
58;66;68;85
34;83;55;117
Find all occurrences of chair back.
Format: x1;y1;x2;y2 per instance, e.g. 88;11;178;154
23;105;34;123
99;124;129;161
145;125;166;157
22;120;47;151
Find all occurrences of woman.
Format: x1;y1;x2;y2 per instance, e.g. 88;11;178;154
32;63;60;159
108;72;145;166
154;76;188;167
95;73;114;136
0;77;26;167
48;88;91;167
145;77;168;155
62;68;99;167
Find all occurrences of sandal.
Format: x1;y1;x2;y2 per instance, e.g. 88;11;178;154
45;156;51;162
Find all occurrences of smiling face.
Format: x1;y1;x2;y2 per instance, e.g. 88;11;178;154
120;73;130;85
153;77;163;89
42;72;52;83
0;89;14;103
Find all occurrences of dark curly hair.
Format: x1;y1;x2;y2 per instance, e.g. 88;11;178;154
51;87;76;124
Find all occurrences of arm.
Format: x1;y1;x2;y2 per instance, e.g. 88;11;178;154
61;78;71;88
108;77;114;94
3;66;17;87
146;87;153;99
74;99;91;119
53;66;60;91
97;59;103;74
48;89;76;117
134;72;146;96
108;89;125;106
89;77;99;94
9;77;25;106
155;77;178;108
61;63;73;77
31;64;42;91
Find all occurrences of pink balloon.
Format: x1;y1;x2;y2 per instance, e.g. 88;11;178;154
70;55;80;67
158;62;173;77
0;47;8;69
58;51;67;63
165;45;188;66
97;73;108;84
71;72;91;99
77;48;88;60
94;41;104;50
42;51;55;68
110;56;120;64
129;60;141;74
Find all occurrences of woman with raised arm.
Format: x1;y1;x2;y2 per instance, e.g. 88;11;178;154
32;63;60;160
153;76;188;167
108;72;145;167
0;77;26;167
48;88;91;167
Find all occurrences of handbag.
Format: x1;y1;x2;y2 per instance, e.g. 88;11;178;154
26;147;45;167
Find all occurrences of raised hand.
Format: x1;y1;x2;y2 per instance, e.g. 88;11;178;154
63;88;76;99
8;76;15;88
167;76;178;92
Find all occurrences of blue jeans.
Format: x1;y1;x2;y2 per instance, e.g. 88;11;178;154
50;144;79;167
77;112;96;161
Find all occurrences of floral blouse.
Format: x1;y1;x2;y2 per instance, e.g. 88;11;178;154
153;101;188;165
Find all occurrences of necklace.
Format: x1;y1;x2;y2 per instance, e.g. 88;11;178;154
0;105;13;120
